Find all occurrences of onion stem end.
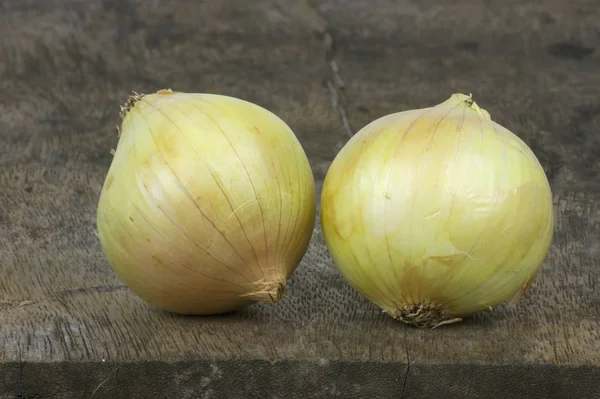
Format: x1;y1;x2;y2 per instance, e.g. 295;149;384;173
119;91;146;119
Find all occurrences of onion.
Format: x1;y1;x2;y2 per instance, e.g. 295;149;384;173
320;93;554;328
96;89;316;315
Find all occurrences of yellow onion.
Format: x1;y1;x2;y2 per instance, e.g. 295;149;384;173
321;93;554;328
97;89;316;315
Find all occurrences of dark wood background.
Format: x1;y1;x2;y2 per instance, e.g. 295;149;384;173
1;0;599;398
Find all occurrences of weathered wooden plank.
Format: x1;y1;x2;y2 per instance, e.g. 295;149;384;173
1;0;599;398
1;361;598;399
2;192;598;362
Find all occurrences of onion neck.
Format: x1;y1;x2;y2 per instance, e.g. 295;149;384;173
443;93;491;120
119;89;176;120
119;92;146;119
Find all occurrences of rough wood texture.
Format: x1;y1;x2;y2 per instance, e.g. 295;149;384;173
1;0;599;398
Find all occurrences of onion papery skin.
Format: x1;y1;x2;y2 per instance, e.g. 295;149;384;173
320;93;554;328
97;90;316;315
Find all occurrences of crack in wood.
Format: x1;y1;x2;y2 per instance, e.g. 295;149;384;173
400;330;410;399
19;344;23;398
305;0;354;139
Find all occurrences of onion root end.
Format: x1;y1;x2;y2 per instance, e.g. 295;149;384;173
244;281;287;305
389;303;463;329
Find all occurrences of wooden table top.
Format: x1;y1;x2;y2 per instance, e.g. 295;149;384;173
1;1;598;398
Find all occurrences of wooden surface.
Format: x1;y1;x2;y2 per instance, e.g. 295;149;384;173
1;0;599;398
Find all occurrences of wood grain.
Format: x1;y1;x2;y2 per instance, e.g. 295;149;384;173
1;0;599;398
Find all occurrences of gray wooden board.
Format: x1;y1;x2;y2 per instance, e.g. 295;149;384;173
0;0;599;398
